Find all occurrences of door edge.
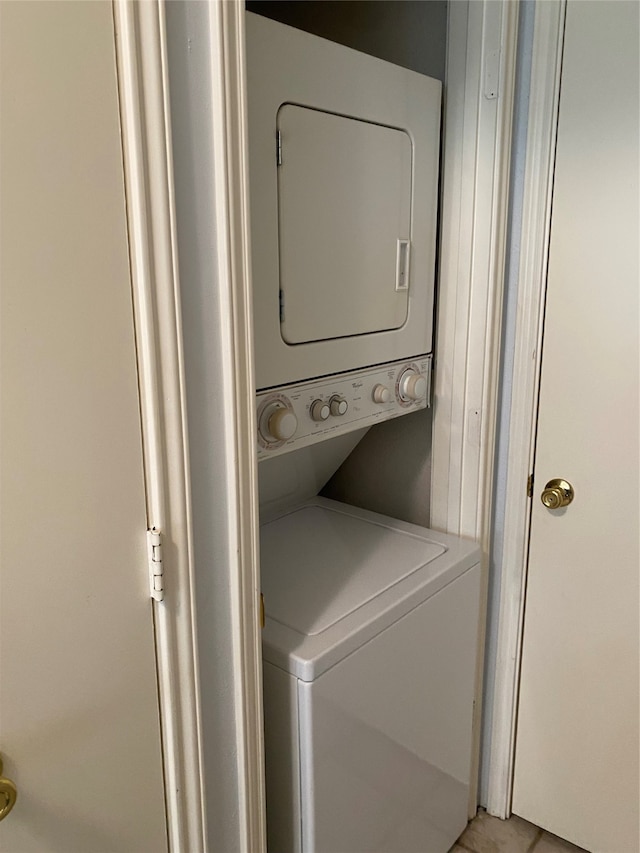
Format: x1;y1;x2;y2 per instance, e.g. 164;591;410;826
484;0;566;819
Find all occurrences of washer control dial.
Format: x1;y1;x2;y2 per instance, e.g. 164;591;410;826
310;399;331;422
398;369;427;402
329;395;348;416
372;384;390;404
259;400;298;443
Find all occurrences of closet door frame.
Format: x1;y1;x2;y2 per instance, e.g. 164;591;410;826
146;0;526;845
114;1;264;849
430;0;519;814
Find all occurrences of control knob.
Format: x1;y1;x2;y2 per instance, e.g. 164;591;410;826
329;395;348;416
259;402;298;443
310;399;331;422
372;384;390;404
399;369;427;402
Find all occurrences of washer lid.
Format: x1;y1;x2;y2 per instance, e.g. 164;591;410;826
260;498;481;681
261;503;444;636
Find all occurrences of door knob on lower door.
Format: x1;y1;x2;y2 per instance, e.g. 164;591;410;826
541;478;574;509
0;757;17;821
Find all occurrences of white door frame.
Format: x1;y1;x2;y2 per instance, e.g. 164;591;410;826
113;2;208;849
483;0;566;818
430;0;519;813
117;0;268;849
195;3;266;848
114;2;264;850
149;0;267;847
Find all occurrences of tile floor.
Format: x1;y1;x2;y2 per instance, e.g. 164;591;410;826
451;809;587;853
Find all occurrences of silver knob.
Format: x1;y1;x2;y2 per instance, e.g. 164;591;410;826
399;370;427;401
259;402;298;443
310;400;330;422
329;396;348;416
372;384;390;404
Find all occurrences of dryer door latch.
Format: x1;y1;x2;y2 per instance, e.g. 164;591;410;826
395;239;411;291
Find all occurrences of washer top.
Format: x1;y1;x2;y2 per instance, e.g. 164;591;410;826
260;497;481;681
262;502;445;635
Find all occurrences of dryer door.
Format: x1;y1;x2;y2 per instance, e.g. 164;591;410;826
277;105;412;345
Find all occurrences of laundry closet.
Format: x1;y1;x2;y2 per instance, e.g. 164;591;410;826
163;0;487;848
242;5;482;852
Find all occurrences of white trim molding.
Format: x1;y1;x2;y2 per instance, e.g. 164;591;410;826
432;1;518;548
161;0;266;850
431;0;519;813
485;0;566;818
113;2;206;849
205;3;266;850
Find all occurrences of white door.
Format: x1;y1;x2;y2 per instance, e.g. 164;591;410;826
0;2;168;850
512;2;639;851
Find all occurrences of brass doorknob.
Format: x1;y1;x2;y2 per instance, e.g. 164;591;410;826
0;757;17;821
541;478;574;509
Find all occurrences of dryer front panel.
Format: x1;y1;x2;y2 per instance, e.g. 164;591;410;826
277;105;412;344
247;13;441;389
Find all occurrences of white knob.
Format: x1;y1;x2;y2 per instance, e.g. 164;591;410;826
399;370;427;401
372;384;390;404
310;399;330;422
260;403;297;442
330;396;348;416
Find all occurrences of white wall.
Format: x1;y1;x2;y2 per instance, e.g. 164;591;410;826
246;0;447;80
323;408;433;526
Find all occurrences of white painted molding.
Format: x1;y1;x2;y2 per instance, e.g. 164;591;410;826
205;2;267;850
431;0;519;813
432;0;518;547
112;2;206;849
485;0;566;819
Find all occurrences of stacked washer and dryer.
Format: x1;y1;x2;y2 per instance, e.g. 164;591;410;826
246;13;481;853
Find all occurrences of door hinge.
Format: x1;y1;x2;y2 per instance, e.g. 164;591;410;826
527;474;534;498
276;130;282;166
147;528;164;602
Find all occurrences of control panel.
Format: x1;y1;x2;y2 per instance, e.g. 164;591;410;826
257;356;432;459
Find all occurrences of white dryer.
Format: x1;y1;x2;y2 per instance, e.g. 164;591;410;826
261;498;481;853
246;13;441;392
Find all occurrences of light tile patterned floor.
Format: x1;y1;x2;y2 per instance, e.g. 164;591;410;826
451;809;587;853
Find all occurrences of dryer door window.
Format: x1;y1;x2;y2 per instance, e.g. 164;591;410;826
277;105;412;345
